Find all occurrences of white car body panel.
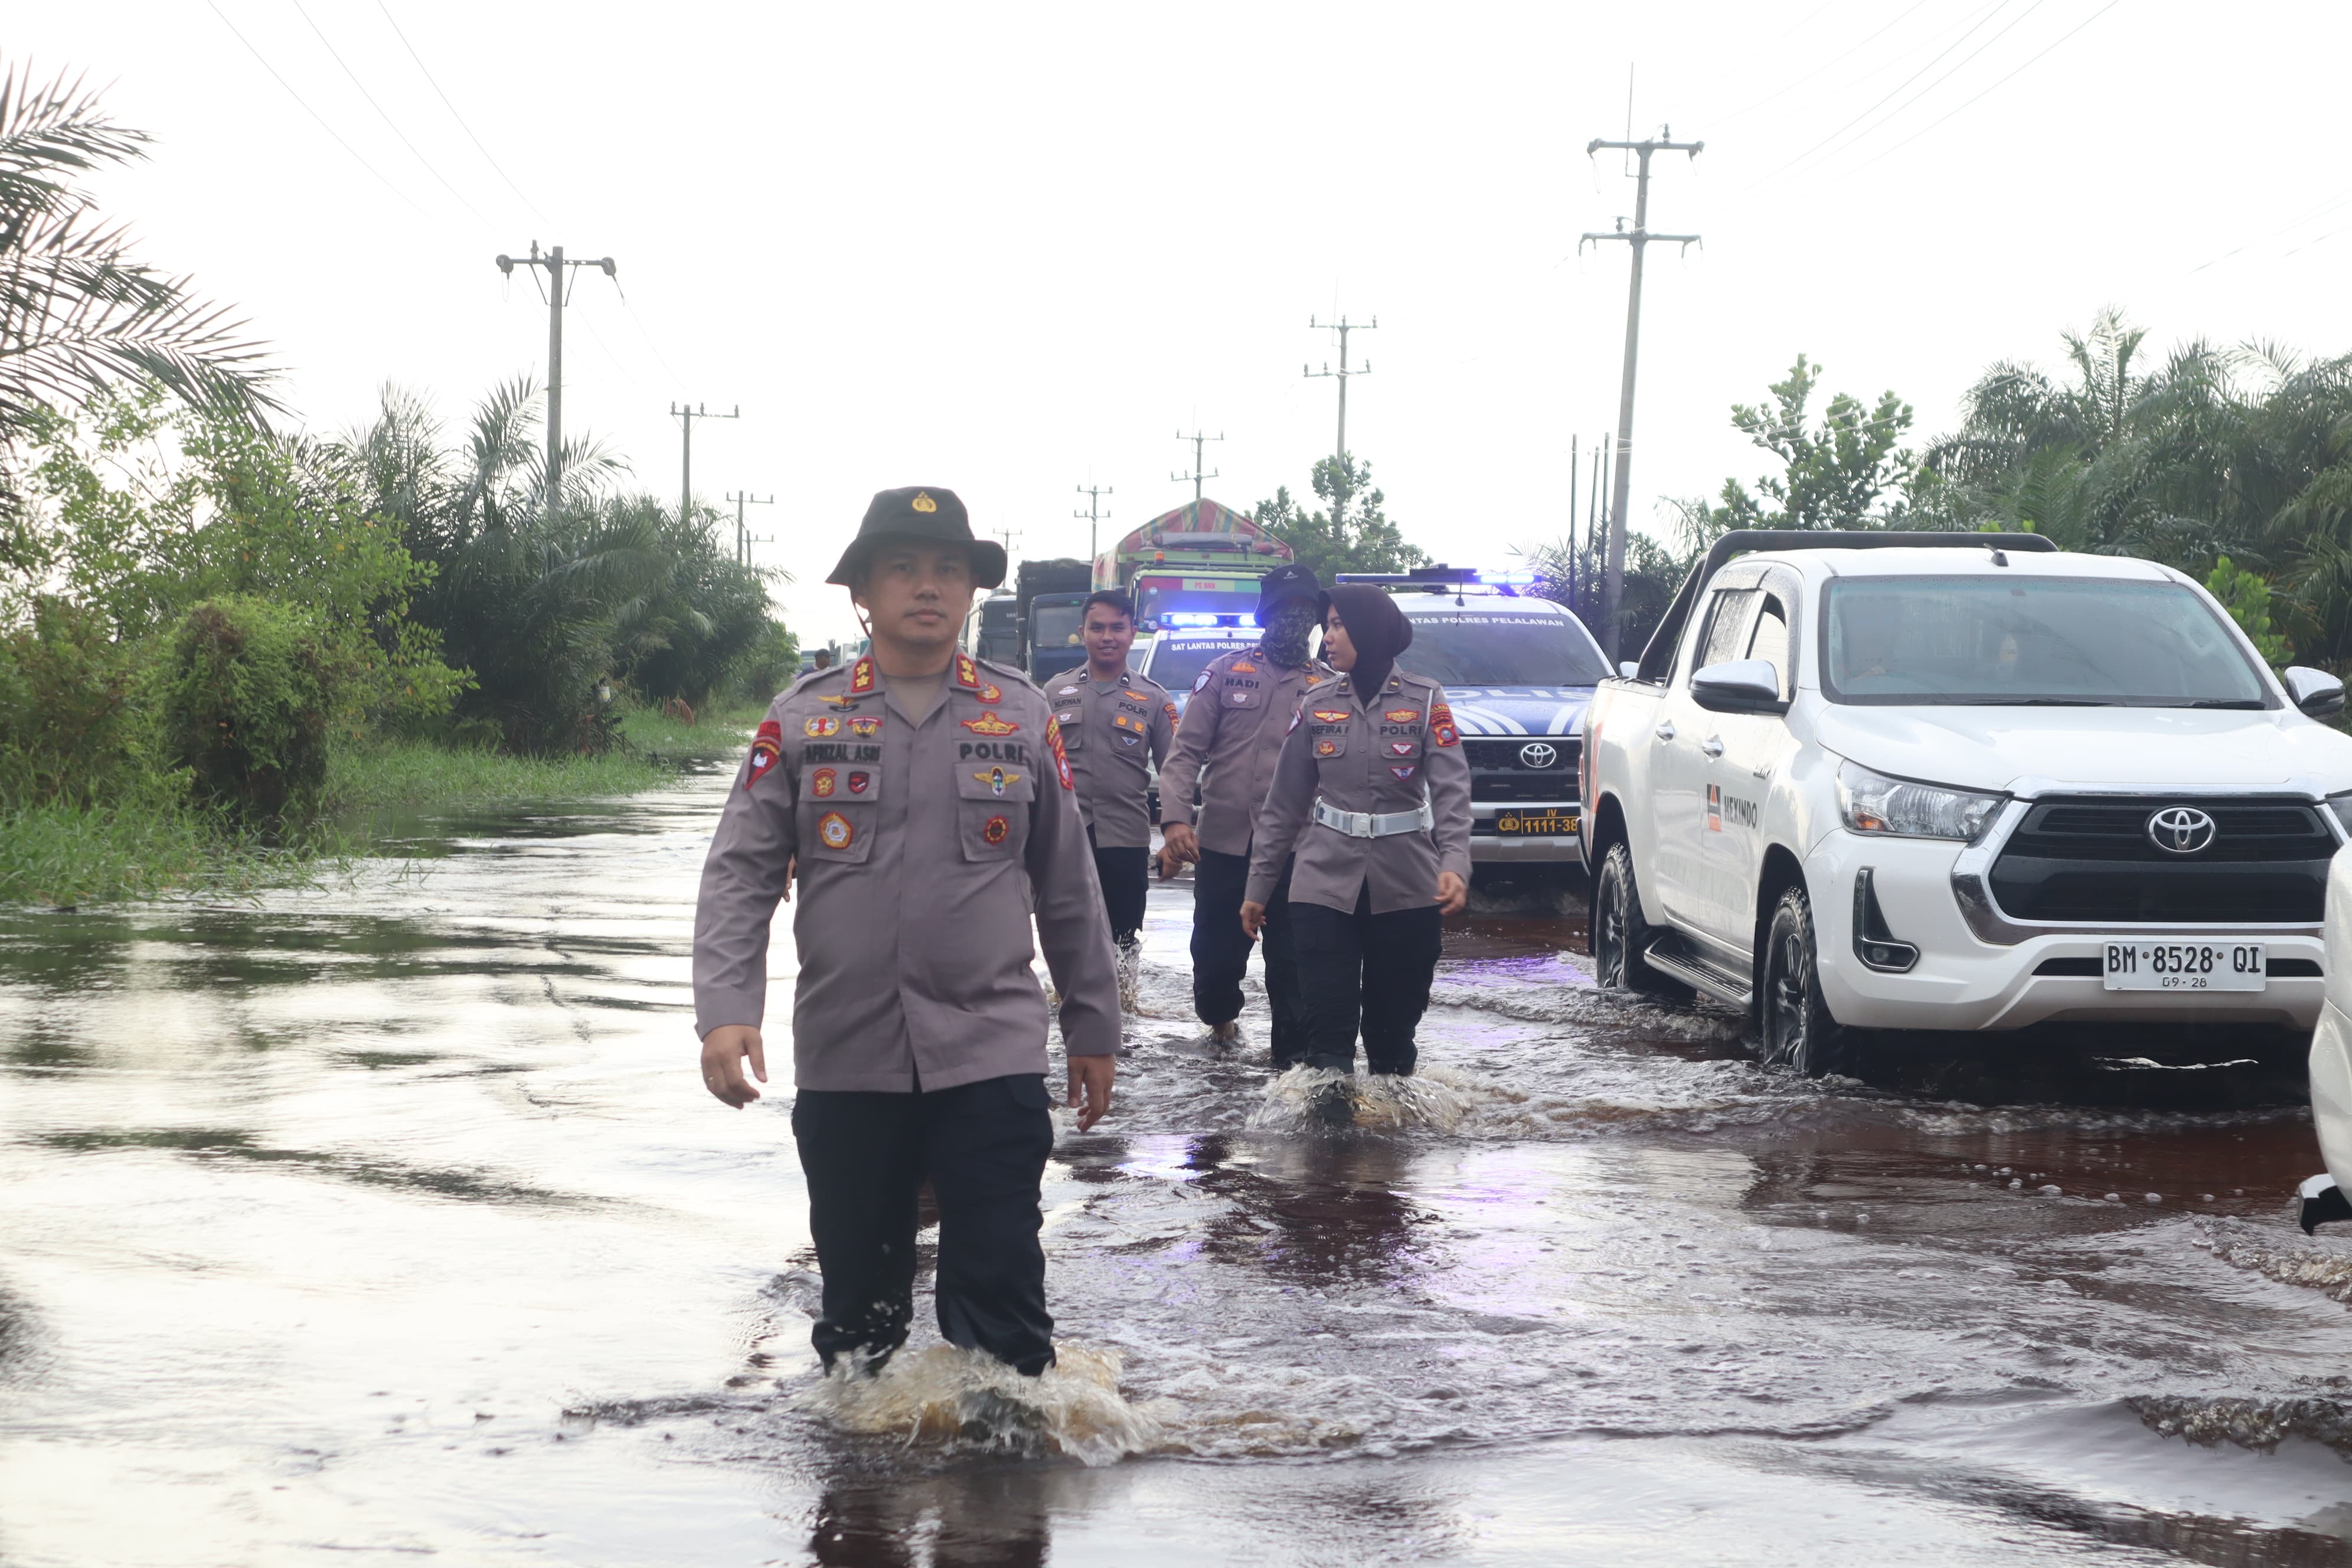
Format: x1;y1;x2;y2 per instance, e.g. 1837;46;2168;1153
1583;543;2352;1035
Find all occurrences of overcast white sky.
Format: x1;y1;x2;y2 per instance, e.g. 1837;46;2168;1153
17;2;2352;645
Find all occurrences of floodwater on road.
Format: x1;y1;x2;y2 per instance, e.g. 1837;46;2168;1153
6;765;2352;1566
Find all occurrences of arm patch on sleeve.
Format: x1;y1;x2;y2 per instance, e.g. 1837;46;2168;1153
1044;715;1075;789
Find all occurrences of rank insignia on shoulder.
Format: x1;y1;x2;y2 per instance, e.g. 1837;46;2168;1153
745;721;782;789
983;814;1010;845
1311;708;1351;723
1044;715;1074;790
817;692;856;708
953;653;982;690
1192;669;1213;695
1315;739;1340;758
1230;660;1259;674
817;811;854;850
1388;740;1416;756
847;716;882;738
974;766;1021;796
1390;764;1417;781
812;767;838;797
1430;703;1460;747
1384;707;1419;723
847;771;871;794
803;716;839;737
850;656;877;694
962;710;1019;735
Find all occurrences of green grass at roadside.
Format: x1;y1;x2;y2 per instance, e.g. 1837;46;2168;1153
1;703;760;908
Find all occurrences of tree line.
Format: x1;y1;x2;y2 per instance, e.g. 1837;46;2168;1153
1534;309;2352;667
0;62;790;831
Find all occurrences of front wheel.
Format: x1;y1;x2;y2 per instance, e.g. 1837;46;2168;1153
1759;884;1851;1077
1592;843;1687;998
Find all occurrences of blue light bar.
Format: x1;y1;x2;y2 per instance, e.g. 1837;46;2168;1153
1161;612;1224;626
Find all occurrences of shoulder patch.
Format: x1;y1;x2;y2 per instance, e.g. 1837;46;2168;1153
1192;667;1214;695
745;720;783;789
1044;714;1074;790
1430;702;1460;747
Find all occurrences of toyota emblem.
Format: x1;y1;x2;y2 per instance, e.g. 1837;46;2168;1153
2146;805;2217;855
1519;741;1558;769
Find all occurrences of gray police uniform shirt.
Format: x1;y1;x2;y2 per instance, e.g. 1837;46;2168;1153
693;651;1121;1092
1158;646;1330;858
1047;667;1177;850
1244;668;1475;915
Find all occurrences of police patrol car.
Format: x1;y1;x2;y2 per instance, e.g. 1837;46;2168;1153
1334;568;1612;867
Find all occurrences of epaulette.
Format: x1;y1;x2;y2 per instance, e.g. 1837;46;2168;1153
972;654;1041;696
782;662;852;698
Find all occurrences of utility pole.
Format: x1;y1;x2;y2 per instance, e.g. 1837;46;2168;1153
727;490;775;567
1304;315;1374;531
1171;429;1223;504
1074;485;1113;566
1581;129;1701;662
495;243;618;512
994;527;1023;570
671;403;739;525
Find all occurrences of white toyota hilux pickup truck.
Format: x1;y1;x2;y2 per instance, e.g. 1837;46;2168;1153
1577;530;2352;1073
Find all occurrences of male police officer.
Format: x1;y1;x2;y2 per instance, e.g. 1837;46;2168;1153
694;486;1118;1378
1155;562;1327;1060
1045;590;1177;1011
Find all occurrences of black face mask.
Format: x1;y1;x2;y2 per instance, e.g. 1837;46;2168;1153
1259;600;1318;668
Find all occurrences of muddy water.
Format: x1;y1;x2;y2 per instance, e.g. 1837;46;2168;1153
6;767;2352;1565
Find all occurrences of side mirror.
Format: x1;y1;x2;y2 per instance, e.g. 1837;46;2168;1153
2286;665;2347;718
1691;659;1787;714
1618;661;1641;680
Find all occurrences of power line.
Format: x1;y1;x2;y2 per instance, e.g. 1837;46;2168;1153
1792;0;2053;181
202;0;429;219
1172;429;1223;504
373;0;553;226
1840;0;2122;180
1582;133;1702;662
1305;316;1376;531
1743;0;2017;190
286;0;491;224
1700;0;1936;130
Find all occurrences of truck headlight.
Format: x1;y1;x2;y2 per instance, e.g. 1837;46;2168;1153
1837;761;2005;842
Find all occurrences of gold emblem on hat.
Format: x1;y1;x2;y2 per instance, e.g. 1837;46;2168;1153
911;492;937;513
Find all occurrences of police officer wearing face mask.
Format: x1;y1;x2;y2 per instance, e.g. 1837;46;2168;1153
1240;584;1471;1112
693;486;1119;1379
1156;563;1328;1060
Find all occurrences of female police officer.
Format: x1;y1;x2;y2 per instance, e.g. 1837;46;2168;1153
1239;584;1470;1105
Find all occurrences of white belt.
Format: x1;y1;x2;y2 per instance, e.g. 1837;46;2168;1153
1312;796;1433;838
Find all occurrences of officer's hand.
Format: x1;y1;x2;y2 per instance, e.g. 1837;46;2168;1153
1159;822;1200;871
780;855;795;903
1066;1053;1115;1131
700;1025;767;1108
1435;871;1468;916
1239;899;1266;940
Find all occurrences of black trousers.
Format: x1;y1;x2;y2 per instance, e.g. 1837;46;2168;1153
1086;826;1148;943
790;1073;1057;1376
1289;882;1444;1075
1190;845;1308;1064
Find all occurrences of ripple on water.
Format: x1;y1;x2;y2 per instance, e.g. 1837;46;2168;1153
798;1344;1167;1468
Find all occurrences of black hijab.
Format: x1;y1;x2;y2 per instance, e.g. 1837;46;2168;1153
1320;584;1414;704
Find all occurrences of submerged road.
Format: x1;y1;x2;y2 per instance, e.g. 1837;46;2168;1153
5;764;2352;1565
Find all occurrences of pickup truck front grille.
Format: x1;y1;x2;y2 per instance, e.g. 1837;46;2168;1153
1464;737;1579;803
1988;795;2334;923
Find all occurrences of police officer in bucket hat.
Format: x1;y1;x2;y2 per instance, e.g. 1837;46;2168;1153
694;485;1119;1378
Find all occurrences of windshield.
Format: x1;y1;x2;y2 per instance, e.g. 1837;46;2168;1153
1397;612;1610;687
1824;575;2271;707
1029;603;1086;680
1146;637;1248;692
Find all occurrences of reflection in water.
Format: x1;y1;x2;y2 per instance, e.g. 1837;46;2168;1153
5;772;2352;1564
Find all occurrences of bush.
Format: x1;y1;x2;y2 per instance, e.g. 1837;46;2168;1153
159;596;351;822
731;619;801;704
0;597;159;808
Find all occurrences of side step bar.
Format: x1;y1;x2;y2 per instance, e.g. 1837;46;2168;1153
1643;936;1753;1010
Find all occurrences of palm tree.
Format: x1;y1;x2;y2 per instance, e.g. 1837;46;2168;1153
0;63;279;517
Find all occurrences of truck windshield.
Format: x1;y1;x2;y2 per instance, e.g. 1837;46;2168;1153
1823;576;2271;707
1030;603;1086;679
1399;613;1611;687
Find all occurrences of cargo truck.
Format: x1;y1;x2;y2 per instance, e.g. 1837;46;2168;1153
1093;499;1293;630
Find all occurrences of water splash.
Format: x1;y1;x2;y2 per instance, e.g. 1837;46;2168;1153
796;1342;1167;1466
1245;1065;1485;1133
